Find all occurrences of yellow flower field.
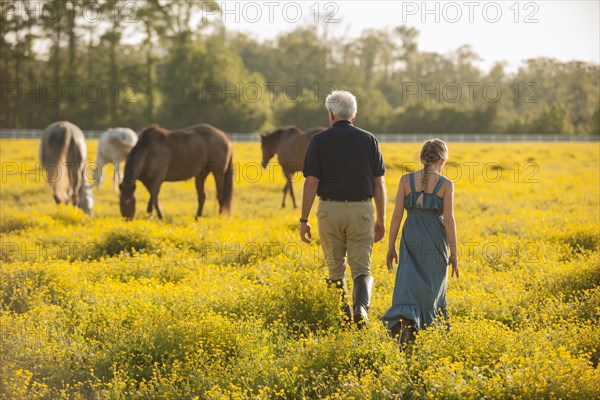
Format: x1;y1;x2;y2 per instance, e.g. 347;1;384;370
1;139;599;399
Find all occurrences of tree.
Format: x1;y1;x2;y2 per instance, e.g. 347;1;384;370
137;0;167;122
1;11;598;136
530;103;570;134
590;107;600;136
157;32;270;132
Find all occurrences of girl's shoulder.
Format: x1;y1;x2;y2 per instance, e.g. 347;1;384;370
432;173;454;196
400;173;412;183
440;174;454;185
400;172;418;186
439;175;455;194
401;170;423;179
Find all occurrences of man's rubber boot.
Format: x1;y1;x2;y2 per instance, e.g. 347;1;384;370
353;274;374;329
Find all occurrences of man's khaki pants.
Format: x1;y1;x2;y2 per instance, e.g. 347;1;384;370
316;200;375;280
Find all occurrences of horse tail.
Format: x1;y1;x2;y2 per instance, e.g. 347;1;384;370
73;130;94;216
121;128;138;147
40;122;72;204
110;128;138;149
221;153;234;215
66;126;86;207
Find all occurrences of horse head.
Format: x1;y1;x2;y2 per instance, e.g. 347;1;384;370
119;182;136;220
78;182;94;216
260;129;282;169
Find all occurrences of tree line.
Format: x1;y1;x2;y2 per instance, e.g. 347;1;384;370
1;0;599;135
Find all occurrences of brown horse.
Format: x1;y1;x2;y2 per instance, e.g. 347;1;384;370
120;123;233;220
260;125;325;208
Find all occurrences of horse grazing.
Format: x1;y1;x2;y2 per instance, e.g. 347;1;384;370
260;125;325;208
120;123;234;220
39;121;94;215
94;127;138;193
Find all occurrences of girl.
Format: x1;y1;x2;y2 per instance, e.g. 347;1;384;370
382;139;459;348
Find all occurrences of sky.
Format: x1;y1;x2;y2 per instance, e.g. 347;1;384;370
212;0;600;73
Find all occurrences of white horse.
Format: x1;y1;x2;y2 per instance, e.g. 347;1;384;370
94;127;138;192
39;121;94;215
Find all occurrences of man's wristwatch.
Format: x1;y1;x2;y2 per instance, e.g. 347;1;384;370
299;218;309;224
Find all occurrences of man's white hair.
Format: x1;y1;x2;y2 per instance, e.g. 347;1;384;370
325;90;357;119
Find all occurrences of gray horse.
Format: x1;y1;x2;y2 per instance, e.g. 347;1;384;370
39;121;94;215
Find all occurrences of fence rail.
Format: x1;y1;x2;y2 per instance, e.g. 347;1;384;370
0;129;598;142
375;133;600;142
0;129;260;142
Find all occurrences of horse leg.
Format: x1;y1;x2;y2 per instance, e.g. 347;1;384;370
139;179;156;216
154;198;164;219
288;173;297;209
281;181;288;208
195;172;208;219
139;180;153;215
148;180;164;219
70;167;82;208
113;161;120;194
282;170;296;208
140;172;165;219
94;156;105;188
213;169;226;215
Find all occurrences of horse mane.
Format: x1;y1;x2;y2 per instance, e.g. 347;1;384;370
121;147;140;190
122;124;172;188
304;126;326;138
139;124;171;139
121;126;162;187
263;125;302;141
281;125;303;135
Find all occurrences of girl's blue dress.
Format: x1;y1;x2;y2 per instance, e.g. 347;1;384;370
382;173;449;332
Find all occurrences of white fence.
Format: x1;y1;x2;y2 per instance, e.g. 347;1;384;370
375;133;600;142
0;129;259;142
0;129;598;142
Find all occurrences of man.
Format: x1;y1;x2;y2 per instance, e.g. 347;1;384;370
300;90;386;328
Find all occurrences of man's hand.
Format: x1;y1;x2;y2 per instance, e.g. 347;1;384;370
300;222;312;243
374;219;385;243
300;176;318;244
373;175;387;243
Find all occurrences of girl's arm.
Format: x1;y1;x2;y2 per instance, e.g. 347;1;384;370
386;175;407;271
442;180;459;278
